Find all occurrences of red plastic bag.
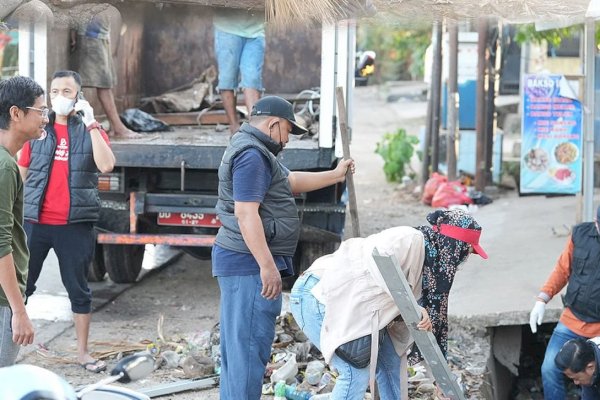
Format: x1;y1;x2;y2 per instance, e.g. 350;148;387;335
431;181;473;208
422;172;447;205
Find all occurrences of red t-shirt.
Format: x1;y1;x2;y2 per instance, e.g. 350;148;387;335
18;123;110;225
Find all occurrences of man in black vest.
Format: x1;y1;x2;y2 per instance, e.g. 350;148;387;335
555;337;600;398
213;95;355;399
530;206;600;399
17;70;115;373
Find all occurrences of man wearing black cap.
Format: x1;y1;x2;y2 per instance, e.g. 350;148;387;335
530;206;600;399
213;95;354;399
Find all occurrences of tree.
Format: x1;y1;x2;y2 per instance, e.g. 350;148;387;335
357;22;431;82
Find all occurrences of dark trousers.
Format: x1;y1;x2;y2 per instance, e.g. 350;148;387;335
25;222;94;314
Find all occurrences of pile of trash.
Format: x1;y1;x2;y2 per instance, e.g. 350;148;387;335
261;312;335;399
263;312;457;400
143;310;454;399
31;309;474;399
421;172;493;209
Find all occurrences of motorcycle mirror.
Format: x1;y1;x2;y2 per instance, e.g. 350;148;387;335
110;353;155;383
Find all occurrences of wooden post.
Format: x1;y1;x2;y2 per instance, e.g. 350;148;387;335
475;18;489;191
335;86;360;238
446;21;458;181
431;20;443;173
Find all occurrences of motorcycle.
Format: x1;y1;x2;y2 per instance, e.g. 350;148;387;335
0;353;154;400
355;50;376;87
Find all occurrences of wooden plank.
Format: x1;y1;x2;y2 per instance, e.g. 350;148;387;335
151;110;233;126
139;376;219;397
151;112;200;126
371;249;466;400
336;87;360;237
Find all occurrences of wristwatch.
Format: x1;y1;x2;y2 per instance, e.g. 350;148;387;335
86;121;102;132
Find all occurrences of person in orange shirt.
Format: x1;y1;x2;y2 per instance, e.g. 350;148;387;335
529;206;600;400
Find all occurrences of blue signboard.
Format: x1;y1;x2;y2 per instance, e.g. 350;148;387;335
520;74;582;194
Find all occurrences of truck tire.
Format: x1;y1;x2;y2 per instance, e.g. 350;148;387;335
181;246;212;260
103;244;145;283
88;243;106;282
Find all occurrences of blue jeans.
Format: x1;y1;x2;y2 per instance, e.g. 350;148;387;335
214;28;265;91
290;273;401;400
217;274;281;400
542;322;587;399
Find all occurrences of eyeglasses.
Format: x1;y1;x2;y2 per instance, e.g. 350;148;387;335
26;106;49;119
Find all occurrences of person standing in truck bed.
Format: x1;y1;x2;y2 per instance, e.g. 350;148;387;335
213;6;265;135
67;4;141;138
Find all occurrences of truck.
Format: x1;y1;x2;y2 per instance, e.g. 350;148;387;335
26;2;360;284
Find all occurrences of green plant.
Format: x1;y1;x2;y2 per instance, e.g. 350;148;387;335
514;23;600;48
357;22;431;82
375;128;420;182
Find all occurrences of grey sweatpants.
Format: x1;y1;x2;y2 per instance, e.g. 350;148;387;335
0;306;19;367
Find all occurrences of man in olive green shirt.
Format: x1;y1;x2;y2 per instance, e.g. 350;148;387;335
0;76;47;366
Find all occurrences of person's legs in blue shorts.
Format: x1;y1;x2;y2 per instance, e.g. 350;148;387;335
215;29;244;134
239;35;264;121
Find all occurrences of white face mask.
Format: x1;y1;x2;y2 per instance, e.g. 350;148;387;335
51;95;76;116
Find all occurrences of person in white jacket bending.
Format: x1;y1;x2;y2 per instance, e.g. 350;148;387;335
290;209;488;400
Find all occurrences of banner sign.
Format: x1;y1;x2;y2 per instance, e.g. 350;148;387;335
520;74;582;194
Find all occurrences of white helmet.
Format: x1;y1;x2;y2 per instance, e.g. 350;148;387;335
0;364;77;400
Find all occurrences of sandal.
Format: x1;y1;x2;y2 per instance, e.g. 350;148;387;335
81;359;107;373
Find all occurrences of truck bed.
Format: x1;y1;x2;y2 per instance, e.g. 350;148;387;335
110;126;333;170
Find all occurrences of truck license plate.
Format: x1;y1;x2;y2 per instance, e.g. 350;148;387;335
157;212;221;227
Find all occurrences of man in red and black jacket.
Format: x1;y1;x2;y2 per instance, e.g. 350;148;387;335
17;70;115;373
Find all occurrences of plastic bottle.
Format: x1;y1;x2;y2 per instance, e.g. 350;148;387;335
274;381;287;400
304;360;325;385
311;394;331;400
284;385;313;400
270;353;298;384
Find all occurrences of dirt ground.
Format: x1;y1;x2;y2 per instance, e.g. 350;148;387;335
17;84;490;399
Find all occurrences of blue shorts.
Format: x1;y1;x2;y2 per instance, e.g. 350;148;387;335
214;28;265;91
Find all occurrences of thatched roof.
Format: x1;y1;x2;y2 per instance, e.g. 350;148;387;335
1;0;593;28
265;0;593;26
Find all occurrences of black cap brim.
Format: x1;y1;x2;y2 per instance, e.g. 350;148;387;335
290;120;308;135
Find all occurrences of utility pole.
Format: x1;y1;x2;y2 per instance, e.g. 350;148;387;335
446;21;458;180
431;20;443;173
475;18;489;191
421;21;442;187
583;14;596;221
